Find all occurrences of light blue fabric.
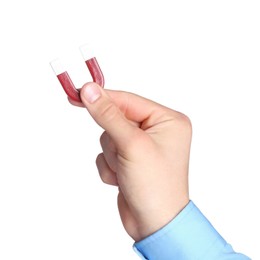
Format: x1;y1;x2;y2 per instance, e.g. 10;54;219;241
133;201;250;260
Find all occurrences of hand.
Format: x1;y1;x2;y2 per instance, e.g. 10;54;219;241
69;83;192;242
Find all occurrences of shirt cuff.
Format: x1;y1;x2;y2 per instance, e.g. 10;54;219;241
133;201;250;260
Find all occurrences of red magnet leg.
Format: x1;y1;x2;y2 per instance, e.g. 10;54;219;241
57;71;81;102
50;59;81;102
80;44;105;87
86;57;105;88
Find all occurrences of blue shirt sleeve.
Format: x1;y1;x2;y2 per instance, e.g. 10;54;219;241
133;201;250;260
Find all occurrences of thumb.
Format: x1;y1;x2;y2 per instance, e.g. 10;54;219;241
80;82;136;147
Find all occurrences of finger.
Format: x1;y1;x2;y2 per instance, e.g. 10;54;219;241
96;153;118;186
100;131;117;173
67;96;85;107
80;83;140;149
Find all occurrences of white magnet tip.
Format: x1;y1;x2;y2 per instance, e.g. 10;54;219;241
50;58;65;75
79;43;95;61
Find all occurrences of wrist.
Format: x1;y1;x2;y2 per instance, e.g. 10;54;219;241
134;197;190;242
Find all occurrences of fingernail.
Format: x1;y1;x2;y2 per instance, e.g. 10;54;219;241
82;84;101;104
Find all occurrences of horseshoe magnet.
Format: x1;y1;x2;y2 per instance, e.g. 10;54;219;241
50;44;105;103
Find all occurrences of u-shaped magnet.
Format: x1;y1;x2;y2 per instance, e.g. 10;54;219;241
50;44;105;103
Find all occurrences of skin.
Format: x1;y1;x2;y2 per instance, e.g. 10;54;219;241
69;83;192;242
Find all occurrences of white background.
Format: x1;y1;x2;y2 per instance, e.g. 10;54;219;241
0;0;259;259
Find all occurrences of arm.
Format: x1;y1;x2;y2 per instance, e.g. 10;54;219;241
70;82;250;259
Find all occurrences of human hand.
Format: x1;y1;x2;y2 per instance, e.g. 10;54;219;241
69;83;192;242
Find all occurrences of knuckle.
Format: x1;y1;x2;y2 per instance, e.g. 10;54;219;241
96;153;103;166
168;110;192;134
180;113;192;129
100;131;107;146
96;154;109;183
180;115;192;137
